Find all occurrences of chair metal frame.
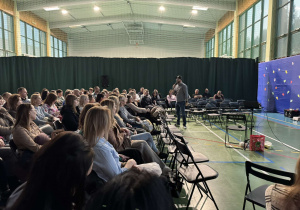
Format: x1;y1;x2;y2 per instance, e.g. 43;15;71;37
243;161;295;209
172;137;219;210
225;114;248;149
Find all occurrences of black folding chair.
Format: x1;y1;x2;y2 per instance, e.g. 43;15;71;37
225;114;247;149
173;138;219;209
243;161;295;209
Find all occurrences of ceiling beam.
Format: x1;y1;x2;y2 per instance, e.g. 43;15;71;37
49;14;216;29
17;0;235;12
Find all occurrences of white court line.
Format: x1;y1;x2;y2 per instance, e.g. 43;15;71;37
253;129;300;152
200;122;251;161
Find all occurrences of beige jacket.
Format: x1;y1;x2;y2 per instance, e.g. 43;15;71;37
13;122;42;153
0;107;15;139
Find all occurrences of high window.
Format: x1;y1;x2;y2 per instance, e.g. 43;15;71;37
0;11;15;57
206;37;215;58
218;22;234;57
51;35;67;57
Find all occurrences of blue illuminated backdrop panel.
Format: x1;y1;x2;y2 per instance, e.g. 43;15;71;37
258;55;300;113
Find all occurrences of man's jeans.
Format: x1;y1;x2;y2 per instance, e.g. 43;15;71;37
176;101;186;126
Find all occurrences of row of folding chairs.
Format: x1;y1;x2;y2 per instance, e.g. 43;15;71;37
158;115;219;210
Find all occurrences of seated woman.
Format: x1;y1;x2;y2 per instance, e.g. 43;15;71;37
84;106;137;182
96;93;104;103
40;88;49;101
118;95;143;129
60;94;80;131
12;104;52;155
42;93;60;117
166;89;176;108
0;107;14;141
265;157;300;210
126;93;150;117
109;96;146;134
78;94;89;112
88;94;95;103
101;99;168;161
6;132;94;210
86;170;175;210
214;90;224;100
7;94;22;119
31;94;56;126
151;89;161;105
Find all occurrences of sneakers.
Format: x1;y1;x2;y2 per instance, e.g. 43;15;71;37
175;124;180;127
183;126;187;129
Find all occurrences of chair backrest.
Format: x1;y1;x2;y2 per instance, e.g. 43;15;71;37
9;139;20;159
226;114;246;122
245;161;295;186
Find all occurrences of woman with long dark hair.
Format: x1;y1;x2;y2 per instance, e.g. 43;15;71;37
7;132;94;210
60;94;80;131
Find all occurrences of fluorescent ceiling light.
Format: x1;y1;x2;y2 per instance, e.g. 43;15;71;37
192;6;208;11
183;25;195;28
69;25;82;28
43;6;59;11
61;9;68;15
94;5;100;11
159;6;165;11
191;10;198;14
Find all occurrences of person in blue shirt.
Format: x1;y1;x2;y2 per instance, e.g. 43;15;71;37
84;106;136;182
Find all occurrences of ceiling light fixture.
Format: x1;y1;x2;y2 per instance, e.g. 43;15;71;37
159;6;165;11
94;5;100;11
192;6;208;11
43;6;59;11
61;9;68;15
191;10;198;14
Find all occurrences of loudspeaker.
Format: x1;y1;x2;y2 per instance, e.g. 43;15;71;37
101;75;109;88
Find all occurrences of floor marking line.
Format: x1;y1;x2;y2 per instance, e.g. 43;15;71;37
254;114;300;129
200;122;251;162
266;152;298;160
253;130;300;152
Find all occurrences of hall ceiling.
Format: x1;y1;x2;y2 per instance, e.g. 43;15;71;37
15;0;235;36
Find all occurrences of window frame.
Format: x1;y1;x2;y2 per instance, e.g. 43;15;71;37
0;10;15;57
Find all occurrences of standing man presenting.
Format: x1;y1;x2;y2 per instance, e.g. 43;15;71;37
172;75;188;129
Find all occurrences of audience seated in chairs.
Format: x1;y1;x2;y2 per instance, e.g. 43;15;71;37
265;156;300;210
2;92;11;110
84;106;137;182
151;89;161;105
192;89;202;99
119;95;143;129
86;169;175;210
214;90;224;101
6;132;94;210
17;88;30;104
202;88;212;99
126;93;150;117
42;93;60;117
40;88;49;101
60;94;80;131
0;107;14;141
30;94;56;127
88;94;96;103
55;89;64;109
166;89;176;108
7;94;22;119
78;95;89;112
141;89;154;109
101;99;168;165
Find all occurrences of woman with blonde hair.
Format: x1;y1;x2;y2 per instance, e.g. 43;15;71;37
31;94;55;126
101;99;170;173
84;106;137;182
78;95;89;112
265;157;300;209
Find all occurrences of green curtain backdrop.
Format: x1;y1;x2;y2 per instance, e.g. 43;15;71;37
0;56;258;101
